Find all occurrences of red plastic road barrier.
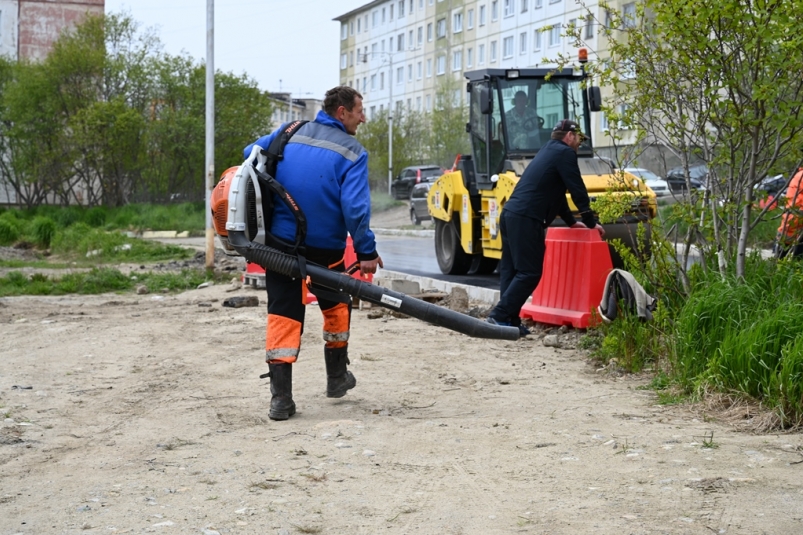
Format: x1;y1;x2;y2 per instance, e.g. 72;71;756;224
242;236;371;304
518;227;613;328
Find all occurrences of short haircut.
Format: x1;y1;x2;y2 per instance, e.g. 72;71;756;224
551;130;569;141
323;86;363;116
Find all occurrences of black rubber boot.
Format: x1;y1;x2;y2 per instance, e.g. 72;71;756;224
268;362;296;421
324;347;356;398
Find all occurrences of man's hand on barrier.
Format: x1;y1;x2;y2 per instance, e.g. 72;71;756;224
571;222;605;238
359;255;384;276
594;224;605;238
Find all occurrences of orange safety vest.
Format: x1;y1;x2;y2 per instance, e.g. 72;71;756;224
778;168;803;244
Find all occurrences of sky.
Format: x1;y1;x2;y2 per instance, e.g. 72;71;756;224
104;0;367;99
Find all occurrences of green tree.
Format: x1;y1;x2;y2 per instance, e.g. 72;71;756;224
564;0;803;282
430;76;470;169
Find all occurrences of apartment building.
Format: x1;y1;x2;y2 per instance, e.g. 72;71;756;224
335;0;638;157
268;93;324;130
0;0;104;61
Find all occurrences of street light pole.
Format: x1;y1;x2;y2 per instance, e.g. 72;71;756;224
388;54;393;197
204;0;215;270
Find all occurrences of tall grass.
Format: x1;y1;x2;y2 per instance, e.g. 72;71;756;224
0;267;211;296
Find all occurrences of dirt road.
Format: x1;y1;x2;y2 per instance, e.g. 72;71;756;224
1;278;802;535
1;207;802;534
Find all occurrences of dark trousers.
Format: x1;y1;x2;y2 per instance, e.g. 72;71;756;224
490;211;546;325
265;249;351;364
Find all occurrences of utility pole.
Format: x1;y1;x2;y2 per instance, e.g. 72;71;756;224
204;0;215;270
388;54;394;197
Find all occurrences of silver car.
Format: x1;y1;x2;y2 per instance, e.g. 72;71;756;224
624;167;671;197
409;180;434;225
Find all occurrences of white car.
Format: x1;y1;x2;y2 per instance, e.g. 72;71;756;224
624;167;671;197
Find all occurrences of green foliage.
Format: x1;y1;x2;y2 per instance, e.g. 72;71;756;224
561;0;803;280
0;213;21;245
51;224;191;263
30;216;56;248
371;192;404;213
0;267;209;296
0;12;273;208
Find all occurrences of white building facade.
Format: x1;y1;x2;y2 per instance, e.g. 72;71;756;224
335;0;637;156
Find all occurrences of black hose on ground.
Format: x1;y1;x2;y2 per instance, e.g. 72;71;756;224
227;231;519;341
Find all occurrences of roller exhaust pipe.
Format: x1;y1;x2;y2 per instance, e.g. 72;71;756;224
227;231;519;341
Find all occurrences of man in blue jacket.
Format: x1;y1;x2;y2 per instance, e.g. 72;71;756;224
487;119;604;336
243;86;383;420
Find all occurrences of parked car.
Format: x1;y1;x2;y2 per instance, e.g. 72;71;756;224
665;164;708;191
391;165;443;200
755;174;787;197
624;167;670;197
409;179;434;225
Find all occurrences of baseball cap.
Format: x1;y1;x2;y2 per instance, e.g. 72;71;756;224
553;119;586;141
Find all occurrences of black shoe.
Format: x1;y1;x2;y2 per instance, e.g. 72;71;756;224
486;317;511;326
268;362;296;421
518;324;532;336
325;347;357;398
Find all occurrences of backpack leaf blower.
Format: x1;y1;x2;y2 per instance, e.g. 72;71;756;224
211;144;519;341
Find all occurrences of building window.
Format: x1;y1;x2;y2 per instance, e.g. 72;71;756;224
427;23;433;41
340;53;347;69
349;51;354;66
370;106;376;120
437;18;447;38
504;0;514;17
390;4;394;20
382;7;386;22
452;50;462;71
601;113;609;131
426;94;432;111
408;64;413;81
503;36;513;58
372;11;378;27
521;0;528;12
533;29;542;51
549;24;561;47
437;55;446;75
416;96;422;111
519;32;527;54
535;0;542;7
418;26;423;46
398;33;405;51
397;66;404;84
372;43;378;56
362;77;367;92
453;12;463;33
341;24;348;40
491;1;498;21
407;98;411;109
350;21;354;35
490;40;498;62
410;0;414;13
479;5;486;25
623;2;636;27
371;74;377;90
585;17;594;39
399;0;405;17
427;58;433;77
478;43;486;65
467;47;474;67
417;61;423;79
409;30;414;48
357;18;361;33
467;9;474;29
380;72;385;90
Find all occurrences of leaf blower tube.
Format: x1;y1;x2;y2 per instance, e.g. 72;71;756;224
226;231;519;341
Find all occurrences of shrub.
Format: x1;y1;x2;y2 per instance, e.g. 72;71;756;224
31;216;57;248
85;206;108;227
0;218;20;246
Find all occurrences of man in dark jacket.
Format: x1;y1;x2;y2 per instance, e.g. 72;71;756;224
243;86;383;420
487;119;604;335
